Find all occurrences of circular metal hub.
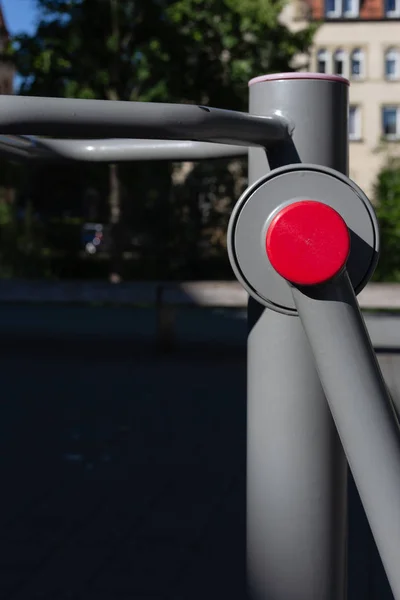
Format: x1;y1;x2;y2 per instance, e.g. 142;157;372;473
227;164;379;315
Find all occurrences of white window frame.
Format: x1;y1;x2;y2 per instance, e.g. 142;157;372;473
382;106;400;140
349;105;362;141
317;49;331;74
350;48;364;79
333;49;348;78
326;0;359;17
343;0;360;17
386;0;400;17
385;48;400;81
326;0;342;17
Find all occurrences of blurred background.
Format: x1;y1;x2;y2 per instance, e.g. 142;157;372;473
0;0;398;282
0;1;397;599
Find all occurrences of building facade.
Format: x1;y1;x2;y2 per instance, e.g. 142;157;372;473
281;0;400;199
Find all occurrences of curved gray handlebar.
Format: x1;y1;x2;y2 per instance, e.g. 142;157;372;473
0;135;248;163
0;95;291;146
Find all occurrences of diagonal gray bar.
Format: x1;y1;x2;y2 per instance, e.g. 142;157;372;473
292;271;400;600
0;95;290;146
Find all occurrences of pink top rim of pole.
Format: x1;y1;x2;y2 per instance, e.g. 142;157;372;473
248;72;350;86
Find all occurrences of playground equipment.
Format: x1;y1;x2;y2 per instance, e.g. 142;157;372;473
0;73;399;600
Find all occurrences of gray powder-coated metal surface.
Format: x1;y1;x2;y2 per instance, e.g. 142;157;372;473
292;272;400;600
245;75;349;600
248;77;349;181
247;302;347;600
0;95;290;146
228;164;379;314
0;135;248;163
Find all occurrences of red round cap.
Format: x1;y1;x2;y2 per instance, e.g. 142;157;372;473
266;200;350;286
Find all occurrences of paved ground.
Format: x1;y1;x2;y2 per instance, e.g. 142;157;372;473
0;305;398;599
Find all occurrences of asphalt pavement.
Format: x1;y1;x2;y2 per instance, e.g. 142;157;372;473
0;304;397;599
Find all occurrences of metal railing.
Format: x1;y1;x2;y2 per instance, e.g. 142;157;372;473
0;72;399;600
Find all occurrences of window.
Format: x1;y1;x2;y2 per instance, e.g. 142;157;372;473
386;0;400;16
385;48;400;80
326;0;359;17
317;49;330;73
350;49;364;79
343;0;359;16
382;106;400;139
349;106;361;140
326;0;341;16
334;49;347;76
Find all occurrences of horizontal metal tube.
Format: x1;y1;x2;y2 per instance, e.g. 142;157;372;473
0;135;51;161
0;135;248;163
0;95;291;146
292;271;400;600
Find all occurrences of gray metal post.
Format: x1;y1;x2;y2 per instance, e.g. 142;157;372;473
246;74;349;600
291;271;400;600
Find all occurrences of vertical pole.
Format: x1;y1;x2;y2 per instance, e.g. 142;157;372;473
246;73;349;600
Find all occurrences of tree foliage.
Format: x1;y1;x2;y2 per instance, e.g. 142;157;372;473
373;158;400;282
8;0;316;280
16;0;314;106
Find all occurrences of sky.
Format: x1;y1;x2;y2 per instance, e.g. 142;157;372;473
2;0;37;88
2;0;37;36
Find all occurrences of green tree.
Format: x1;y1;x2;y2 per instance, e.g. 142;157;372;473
373;157;400;282
12;0;316;280
16;0;314;106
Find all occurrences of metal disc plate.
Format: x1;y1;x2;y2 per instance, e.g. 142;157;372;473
227;164;379;315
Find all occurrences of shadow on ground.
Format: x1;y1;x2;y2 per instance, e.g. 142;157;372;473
0;304;396;599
